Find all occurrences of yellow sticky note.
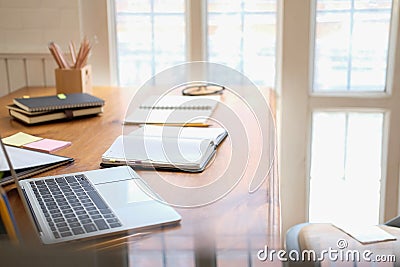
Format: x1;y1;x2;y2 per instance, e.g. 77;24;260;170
57;94;67;100
2;132;43;147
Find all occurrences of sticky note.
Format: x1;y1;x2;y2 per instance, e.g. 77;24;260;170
22;138;71;153
57;94;67;99
2;132;43;147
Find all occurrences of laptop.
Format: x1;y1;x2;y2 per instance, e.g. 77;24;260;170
0;136;181;244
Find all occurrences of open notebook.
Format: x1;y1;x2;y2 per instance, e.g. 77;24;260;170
102;126;228;172
124;95;220;126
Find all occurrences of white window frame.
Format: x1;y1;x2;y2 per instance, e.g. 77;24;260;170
186;0;207;61
278;0;400;238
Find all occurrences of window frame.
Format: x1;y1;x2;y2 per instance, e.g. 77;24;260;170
279;0;400;238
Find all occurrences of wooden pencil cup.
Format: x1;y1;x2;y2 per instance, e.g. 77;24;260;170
55;65;92;94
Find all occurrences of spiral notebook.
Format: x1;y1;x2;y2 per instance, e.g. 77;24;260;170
124;95;220;126
13;93;104;112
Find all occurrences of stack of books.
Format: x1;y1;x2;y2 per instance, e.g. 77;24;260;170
7;93;104;124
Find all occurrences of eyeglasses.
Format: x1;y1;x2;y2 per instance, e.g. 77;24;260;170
181;82;225;96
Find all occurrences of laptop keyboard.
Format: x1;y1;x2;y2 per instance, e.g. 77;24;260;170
29;174;122;239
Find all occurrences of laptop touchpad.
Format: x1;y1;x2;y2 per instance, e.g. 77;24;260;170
95;179;155;207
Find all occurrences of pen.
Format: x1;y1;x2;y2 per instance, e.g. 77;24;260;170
137;123;211;127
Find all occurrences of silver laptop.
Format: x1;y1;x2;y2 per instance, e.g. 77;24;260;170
0;136;181;244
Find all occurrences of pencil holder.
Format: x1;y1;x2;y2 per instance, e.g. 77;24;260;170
55;64;92;94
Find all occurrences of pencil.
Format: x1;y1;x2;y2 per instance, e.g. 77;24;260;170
0;187;20;244
69;41;76;66
48;44;63;69
53;43;69;69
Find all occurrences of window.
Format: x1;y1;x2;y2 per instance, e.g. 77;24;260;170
207;0;277;86
313;0;392;92
113;0;277;87
309;112;383;227
114;0;186;86
307;0;393;227
280;0;400;236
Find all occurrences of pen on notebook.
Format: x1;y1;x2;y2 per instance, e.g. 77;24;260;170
137;123;211;127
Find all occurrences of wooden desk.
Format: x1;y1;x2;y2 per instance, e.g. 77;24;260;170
0;86;279;267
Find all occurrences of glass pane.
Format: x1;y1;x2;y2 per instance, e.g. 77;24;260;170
208;0;242;12
115;0;151;13
208;14;242;68
313;0;392;92
153;0;184;13
207;0;277;87
154;15;185;72
115;0;185;86
309;112;383;227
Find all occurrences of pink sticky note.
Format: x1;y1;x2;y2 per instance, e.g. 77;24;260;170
22;138;71;153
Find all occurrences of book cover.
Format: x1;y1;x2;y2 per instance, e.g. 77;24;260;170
13;93;104;112
6;105;51;116
9;106;103;124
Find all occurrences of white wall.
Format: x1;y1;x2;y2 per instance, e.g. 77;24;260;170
0;0;81;53
78;0;114;86
0;0;112;93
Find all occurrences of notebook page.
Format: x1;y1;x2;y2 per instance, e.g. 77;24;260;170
139;95;220;109
103;135;214;167
124;95;220;125
0;146;69;171
129;125;227;145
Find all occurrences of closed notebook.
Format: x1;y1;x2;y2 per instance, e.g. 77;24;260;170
13;93;104;112
8;106;104;124
102;126;228;172
124;95;220;125
6;104;50;116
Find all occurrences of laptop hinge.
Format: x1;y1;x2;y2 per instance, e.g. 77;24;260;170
22;188;42;234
